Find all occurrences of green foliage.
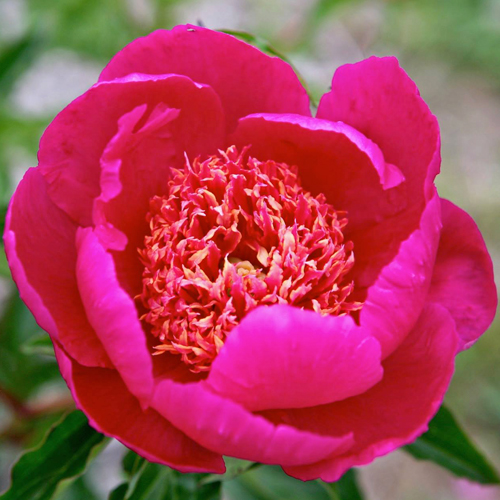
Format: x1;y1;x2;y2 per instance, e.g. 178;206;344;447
305;0;361;36
55;477;100;500
0;204;7;237
110;452;222;500
0;294;60;401
220;29;292;60
24;0;191;62
320;470;364;500
0;34;42;99
0;411;108;500
114;453;367;500
405;405;500;484
223;465;332;500
383;0;500;85
26;0;140;61
20;332;56;357
0;37;47;210
200;457;258;485
0;248;10;278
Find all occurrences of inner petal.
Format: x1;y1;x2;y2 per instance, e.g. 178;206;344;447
139;146;361;372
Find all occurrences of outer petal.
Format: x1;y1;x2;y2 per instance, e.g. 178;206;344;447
4;168;111;368
93;104;181;253
92;94;224;296
429;199;497;349
359;192;442;357
75;228;153;406
99;25;311;132
230;113;406;235
54;344;225;473
317;57;441;288
231;113;439;357
230;111;411;289
39;73;225;227
151;379;354;467
206;305;382;411
317;56;440;204
272;303;458;482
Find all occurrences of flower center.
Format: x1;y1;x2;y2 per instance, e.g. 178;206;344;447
139;146;361;373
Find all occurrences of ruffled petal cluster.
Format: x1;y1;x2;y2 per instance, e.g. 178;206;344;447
139;146;360;372
4;25;496;481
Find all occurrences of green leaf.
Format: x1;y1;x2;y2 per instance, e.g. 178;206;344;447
122;450;146;478
0;293;60;401
0;34;41;98
219;29;287;59
405;405;500;484
320;469;364;500
224;465;331;500
169;471;221;500
0;410;108;500
200;458;258;485
0;245;10;278
54;476;99;500
20;333;56;357
108;484;129;500
118;462;163;500
111;455;222;500
0;204;7;236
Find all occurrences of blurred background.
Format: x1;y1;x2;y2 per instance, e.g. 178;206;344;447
0;0;499;499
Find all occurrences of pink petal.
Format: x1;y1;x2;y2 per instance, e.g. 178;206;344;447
4;168;111;368
229;112;413;296
54;344;225;473
317;56;439;204
93;91;224;295
317;57;440;288
230;113;405;234
99;25;311;131
151;378;354;467
75;228;154;406
428;199;497;349
230;113;438;357
39;73;225;227
359;192;442;357
273;303;458;482
92;103;180;294
206;305;382;411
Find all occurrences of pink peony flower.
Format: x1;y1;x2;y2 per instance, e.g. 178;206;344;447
4;25;497;481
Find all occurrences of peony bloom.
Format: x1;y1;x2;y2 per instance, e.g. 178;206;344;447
4;25;497;481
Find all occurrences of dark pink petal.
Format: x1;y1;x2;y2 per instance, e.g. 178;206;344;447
92;103;180;294
230;111;411;292
272;303;458;482
231;113;439;357
75;228;153;405
206;305;382;411
359;192;442;357
39;73;225;226
317;56;439;204
4;168;111;368
53;344;225;473
428;199;497;349
230;113;405;234
93;93;224;295
99;25;311;132
151;379;354;467
317;57;440;288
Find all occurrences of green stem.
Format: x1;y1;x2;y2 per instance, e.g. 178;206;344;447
317;480;341;500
